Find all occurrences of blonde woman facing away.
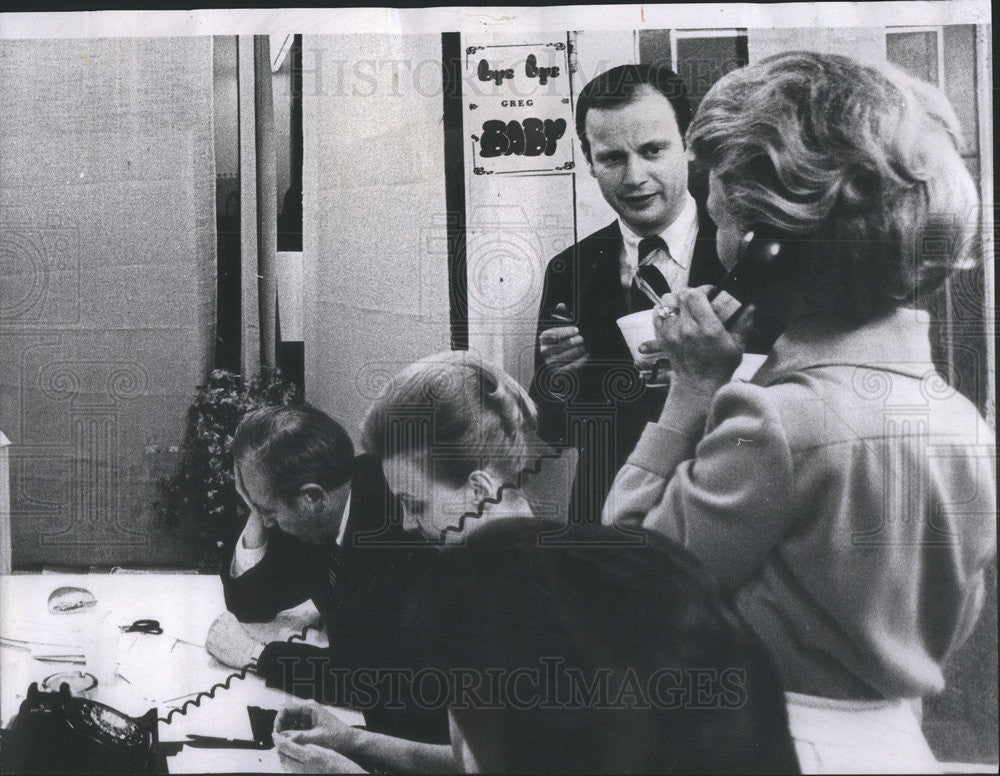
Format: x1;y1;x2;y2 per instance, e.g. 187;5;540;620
603;51;995;773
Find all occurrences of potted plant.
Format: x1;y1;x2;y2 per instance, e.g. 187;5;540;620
158;367;300;570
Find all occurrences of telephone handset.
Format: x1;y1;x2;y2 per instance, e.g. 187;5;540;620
707;226;797;327
1;682;155;775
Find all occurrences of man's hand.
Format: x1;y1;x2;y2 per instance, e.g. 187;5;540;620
274;702;362;754
234;473;268;549
539;304;589;373
241;511;268;549
205;611;264;669
273;734;365;774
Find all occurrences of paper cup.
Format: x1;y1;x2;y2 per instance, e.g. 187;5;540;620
83;609;120;685
616;309;657;362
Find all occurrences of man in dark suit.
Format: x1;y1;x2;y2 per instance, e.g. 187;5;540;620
205;404;445;743
530;63;773;519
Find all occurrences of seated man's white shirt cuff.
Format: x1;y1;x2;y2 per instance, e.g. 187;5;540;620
230;530;268;577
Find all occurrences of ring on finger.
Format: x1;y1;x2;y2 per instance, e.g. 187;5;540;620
656;306;678;320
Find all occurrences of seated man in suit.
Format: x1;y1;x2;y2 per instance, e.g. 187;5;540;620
205;404;445;743
530;63;777;519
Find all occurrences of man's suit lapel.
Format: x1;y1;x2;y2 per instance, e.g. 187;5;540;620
578;221;628;358
327;455;379;601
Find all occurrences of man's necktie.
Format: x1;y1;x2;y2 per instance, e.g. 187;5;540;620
630;237;671;311
327;543;351;613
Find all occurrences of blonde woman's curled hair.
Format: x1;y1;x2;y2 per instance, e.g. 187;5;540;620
360;350;538;486
688;51;979;324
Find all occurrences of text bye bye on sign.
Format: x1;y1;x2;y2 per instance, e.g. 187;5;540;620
477;54;561;87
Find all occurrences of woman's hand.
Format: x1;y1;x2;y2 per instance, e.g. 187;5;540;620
652;287;753;398
273;733;365;774
274;701;363;754
277;702;458;774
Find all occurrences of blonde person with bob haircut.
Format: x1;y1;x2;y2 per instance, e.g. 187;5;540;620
360;349;540;543
604;51;995;773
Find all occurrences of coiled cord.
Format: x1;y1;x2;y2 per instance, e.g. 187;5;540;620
440;452;551;540
153;622;316;727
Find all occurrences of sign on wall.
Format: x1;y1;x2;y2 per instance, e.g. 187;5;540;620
464;39;575;175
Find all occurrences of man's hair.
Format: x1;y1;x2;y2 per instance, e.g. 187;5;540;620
360;350;538;487
404;519;799;774
576;63;693;160
688;51;979;325
232;404;354;503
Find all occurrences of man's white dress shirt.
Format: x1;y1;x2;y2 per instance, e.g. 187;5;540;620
618;192;699;292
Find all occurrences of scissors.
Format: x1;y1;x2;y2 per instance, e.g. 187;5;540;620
120;619;163;635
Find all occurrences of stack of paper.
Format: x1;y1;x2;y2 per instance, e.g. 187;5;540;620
1;615;86;662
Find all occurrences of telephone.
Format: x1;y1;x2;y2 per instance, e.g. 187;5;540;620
1;619;320;773
708;226;798;323
0;682;156;775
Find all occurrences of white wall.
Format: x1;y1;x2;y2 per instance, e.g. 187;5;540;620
0;37;216;567
213;36;239;180
747;27;887;64
302;34;451;440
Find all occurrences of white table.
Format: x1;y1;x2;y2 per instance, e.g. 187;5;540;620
0;572;363;773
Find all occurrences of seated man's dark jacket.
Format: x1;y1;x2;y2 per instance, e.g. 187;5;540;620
529;214;781;511
221;453;445;743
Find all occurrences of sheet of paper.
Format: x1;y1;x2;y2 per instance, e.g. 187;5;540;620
158;695;254;742
2;615;86;651
167;746;283;774
118;638;244;710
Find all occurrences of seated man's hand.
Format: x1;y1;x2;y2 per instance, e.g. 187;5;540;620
205;611;264;669
539;304;589;373
240;510;268;550
274;734;364;774
274;701;362;753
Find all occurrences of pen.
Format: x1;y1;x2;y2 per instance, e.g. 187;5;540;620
632;270;664;308
185;734;268;749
